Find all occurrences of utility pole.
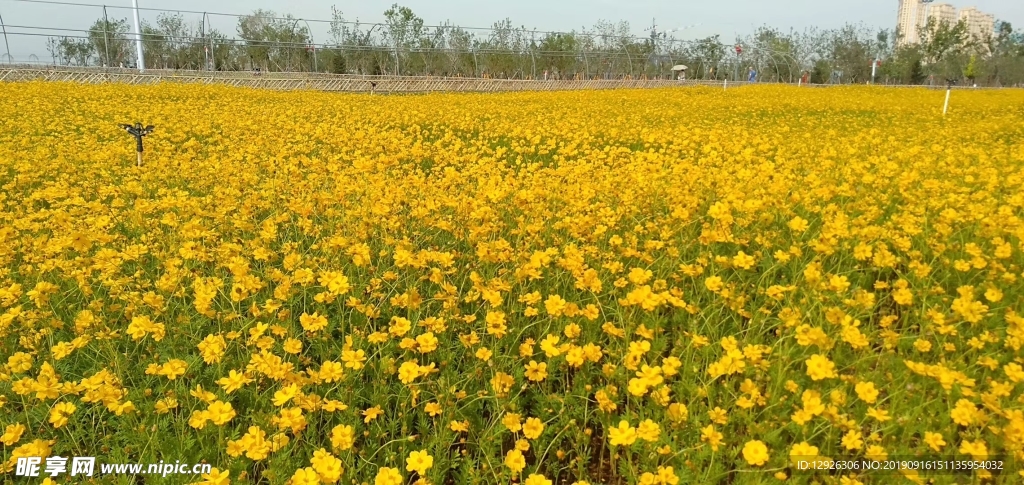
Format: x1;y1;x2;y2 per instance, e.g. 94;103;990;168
131;0;145;71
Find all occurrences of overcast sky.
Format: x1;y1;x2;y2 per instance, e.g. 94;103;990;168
1;0;1020;62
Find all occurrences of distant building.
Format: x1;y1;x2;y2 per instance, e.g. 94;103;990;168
896;1;995;47
928;3;958;28
959;7;996;41
896;0;929;46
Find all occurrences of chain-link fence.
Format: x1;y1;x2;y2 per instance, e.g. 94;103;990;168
2;0;1022;86
0;0;828;82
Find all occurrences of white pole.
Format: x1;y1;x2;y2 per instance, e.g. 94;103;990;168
131;0;145;72
871;60;876;84
798;77;801;87
724;79;727;90
943;88;951;116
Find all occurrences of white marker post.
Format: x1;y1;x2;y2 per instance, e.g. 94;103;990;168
724;79;727;90
131;0;145;72
943;81;952;116
871;59;877;84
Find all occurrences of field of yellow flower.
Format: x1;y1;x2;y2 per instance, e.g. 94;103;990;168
1;81;1023;485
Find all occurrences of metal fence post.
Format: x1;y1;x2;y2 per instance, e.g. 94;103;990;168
0;9;11;64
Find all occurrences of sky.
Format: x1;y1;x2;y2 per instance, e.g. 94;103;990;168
1;0;1021;62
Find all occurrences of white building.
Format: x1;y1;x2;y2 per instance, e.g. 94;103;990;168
896;1;995;46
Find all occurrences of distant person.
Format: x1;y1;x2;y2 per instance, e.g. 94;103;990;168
748;67;756;83
801;71;809;85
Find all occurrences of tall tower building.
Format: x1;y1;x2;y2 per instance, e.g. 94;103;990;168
896;0;929;46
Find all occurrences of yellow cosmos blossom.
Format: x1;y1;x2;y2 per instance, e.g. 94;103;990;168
522;417;544;439
405;450;433;475
608;420;637;447
504;449;526;475
2;81;1023;480
742;440;769;466
805;354;837;380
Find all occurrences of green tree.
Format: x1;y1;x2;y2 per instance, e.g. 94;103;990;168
963;54;977;83
538;32;580;79
87;18;131;67
237;10;313;72
382;4;424;75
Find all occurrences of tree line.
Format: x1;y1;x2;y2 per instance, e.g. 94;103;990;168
43;3;1024;85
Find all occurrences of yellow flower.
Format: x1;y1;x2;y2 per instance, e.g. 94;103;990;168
524;474;552;485
923;432;946;452
636;419;661;442
424;402;442;417
842;430;864;451
523;417;544;439
398;361;423;384
701;424;723;451
374;467;403;485
405;450;433;475
7;352;33;373
656;466;679;484
733;251;756;270
192;467;230;485
504;449;526;474
283;338;303;354
854;381;879;404
866;407;891;422
273;384;300;406
958;439;988;460
206;400;236;426
503;413;523;432
667;403;688;423
608;420;637;447
789;441;819;464
48;401;76;428
788;216;809;232
950;399;978;426
742;440;769;466
299;312;329;333
416;332;439;353
524;360;548;381
217;370;254;394
363;406;384;423
330;424;356;451
475;347;493;361
805;354;837;380
704;276;724;292
289;467;320;485
1;423;26;446
310;448;343;484
708;406;729;424
865;445;887;462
